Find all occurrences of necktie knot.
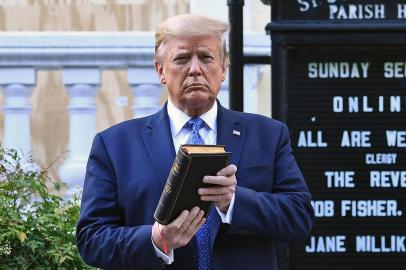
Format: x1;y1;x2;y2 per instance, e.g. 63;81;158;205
186;117;205;132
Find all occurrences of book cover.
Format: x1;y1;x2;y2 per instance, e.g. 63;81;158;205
154;144;231;225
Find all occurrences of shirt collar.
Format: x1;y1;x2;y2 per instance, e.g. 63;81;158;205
167;98;218;136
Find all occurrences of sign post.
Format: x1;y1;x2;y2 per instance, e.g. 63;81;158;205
271;1;406;269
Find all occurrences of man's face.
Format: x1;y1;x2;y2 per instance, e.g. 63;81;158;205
155;35;227;117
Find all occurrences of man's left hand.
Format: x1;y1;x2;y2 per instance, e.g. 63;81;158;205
198;164;237;213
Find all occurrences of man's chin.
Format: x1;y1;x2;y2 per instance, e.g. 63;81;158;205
188;95;215;106
180;96;215;116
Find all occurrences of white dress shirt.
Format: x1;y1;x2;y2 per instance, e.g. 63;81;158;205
152;99;235;264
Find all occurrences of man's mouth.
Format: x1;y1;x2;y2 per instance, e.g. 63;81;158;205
185;84;208;92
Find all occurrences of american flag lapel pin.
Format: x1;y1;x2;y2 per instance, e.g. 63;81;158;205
233;130;240;136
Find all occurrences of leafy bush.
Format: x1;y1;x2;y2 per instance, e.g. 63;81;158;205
0;148;93;269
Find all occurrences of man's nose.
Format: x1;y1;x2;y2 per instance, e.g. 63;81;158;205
188;56;202;76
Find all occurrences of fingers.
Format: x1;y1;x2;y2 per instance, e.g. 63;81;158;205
199;165;237;212
195;216;206;231
200;193;234;203
202;165;237;186
187;211;205;235
178;207;200;233
199;185;233;196
157;207;206;250
203;175;236;186
216;164;237;176
162;207;204;236
169;209;190;231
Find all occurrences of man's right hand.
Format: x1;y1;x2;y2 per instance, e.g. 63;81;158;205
152;207;206;252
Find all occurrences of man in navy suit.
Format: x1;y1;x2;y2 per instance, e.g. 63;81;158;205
76;14;313;270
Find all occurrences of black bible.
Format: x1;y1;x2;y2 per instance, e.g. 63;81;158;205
154;144;231;225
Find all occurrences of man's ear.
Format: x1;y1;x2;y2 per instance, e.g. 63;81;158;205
221;63;228;82
154;61;166;84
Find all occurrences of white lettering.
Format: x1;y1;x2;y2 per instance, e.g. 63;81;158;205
364;4;374;19
378;96;384;112
386;131;406;147
329;5;338;19
306;236;346;253
398;4;406;19
311;200;335;217
332;96;403;113
329;4;385;20
376;4;385;18
325;171;355;188
297;131;328;147
350;63;360;78
370;171;406;187
384;62;406;78
348;97;359;112
333;96;343;112
341;131;371;147
307;62;369;79
363;96;373;112
390;96;401;112
341;200;400;217
357;235;406;252
297;0;310;12
360;62;369;77
365;153;397;165
308;62;318;78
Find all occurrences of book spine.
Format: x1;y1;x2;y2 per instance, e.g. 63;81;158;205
154;148;189;224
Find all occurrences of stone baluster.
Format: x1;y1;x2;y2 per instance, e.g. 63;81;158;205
0;68;36;159
59;68;100;197
128;67;162;118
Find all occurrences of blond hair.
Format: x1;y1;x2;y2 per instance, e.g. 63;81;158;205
155;14;229;64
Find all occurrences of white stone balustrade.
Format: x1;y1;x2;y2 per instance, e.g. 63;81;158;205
0;32;270;196
59;68;100;197
0;67;36;158
128;67;162;118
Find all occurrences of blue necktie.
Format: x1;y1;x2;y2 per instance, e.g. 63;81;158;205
186;117;205;145
185;118;213;270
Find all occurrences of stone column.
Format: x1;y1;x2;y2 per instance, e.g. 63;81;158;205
59;68;100;197
0;68;36;159
128;67;162;118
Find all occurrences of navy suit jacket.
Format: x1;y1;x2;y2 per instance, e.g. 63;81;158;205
76;102;314;270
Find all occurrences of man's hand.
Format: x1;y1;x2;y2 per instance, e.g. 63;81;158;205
198;164;237;213
152;207;206;253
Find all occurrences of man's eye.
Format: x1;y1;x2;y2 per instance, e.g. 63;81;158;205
200;55;214;62
173;58;188;64
173;55;188;62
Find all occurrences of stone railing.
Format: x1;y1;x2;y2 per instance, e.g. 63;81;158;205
0;32;271;196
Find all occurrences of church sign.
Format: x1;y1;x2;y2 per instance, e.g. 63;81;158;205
270;1;406;269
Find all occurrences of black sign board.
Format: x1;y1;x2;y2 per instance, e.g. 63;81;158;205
273;0;406;21
271;1;406;270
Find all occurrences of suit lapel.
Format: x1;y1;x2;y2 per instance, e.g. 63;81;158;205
141;104;176;186
210;102;246;248
216;103;245;168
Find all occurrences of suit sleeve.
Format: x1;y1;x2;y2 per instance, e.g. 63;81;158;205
228;123;314;241
76;134;164;269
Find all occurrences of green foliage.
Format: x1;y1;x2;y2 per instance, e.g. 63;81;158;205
0;148;93;269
